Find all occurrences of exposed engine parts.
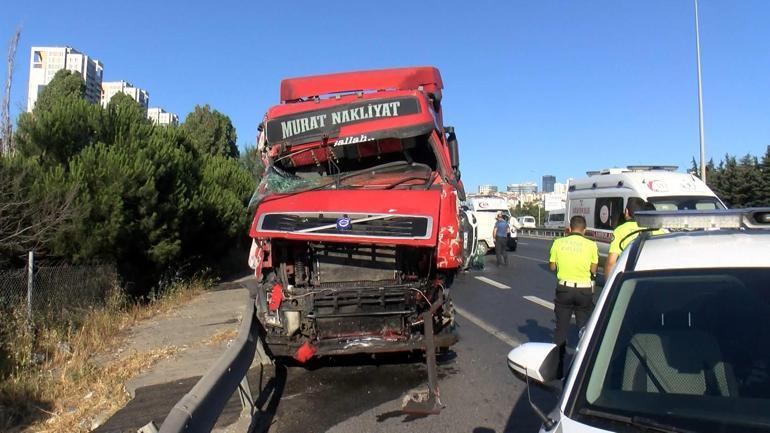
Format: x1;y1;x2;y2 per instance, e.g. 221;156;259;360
256;240;456;359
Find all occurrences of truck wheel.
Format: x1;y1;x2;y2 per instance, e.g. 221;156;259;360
477;241;489;256
508;239;517;252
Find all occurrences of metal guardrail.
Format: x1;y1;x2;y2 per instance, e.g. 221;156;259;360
157;298;260;433
518;227;566;239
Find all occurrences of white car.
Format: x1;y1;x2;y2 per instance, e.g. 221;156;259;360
518;216;537;228
507;208;770;433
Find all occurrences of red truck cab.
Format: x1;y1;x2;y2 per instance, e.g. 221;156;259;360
248;67;465;361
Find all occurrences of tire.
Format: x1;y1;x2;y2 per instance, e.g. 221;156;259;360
508;238;517;252
477;240;489;256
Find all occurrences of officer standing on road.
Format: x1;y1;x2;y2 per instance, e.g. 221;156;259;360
604;197;656;276
549;215;598;377
492;213;510;267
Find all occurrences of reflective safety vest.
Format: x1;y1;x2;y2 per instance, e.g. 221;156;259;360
549;234;599;283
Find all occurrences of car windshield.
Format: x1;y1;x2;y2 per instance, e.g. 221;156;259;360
571;268;770;433
648;195;725;211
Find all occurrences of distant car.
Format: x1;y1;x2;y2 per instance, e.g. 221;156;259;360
518;216;536;228
506;208;770;433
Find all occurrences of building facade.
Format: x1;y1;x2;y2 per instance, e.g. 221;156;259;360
101;81;149;109
27;46;103;111
147;107;179;126
542;175;556;193
507;182;538;194
478;184;498;195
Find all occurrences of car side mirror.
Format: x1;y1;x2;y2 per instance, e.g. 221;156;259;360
507;342;560;386
507;343;561;429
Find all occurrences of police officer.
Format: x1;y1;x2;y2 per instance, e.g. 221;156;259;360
492;213;510;267
604;197;657;276
549;215;598;377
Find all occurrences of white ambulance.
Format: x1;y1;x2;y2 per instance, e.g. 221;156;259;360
566;166;725;257
466;195;518;255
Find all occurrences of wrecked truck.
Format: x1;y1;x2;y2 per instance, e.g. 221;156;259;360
248;67;467;364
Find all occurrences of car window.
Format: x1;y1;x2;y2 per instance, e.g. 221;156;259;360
571;268;770;433
648;196;724;211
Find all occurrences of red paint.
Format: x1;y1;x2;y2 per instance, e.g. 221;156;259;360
268;283;283;311
280;67;442;102
249;189;442;247
436;184;462;269
294;341;317;363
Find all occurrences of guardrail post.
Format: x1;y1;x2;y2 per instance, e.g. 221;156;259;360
237;375;254;415
27;251;33;321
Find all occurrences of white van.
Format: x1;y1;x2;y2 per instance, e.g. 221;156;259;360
566;166;725;257
466;196;518;255
544;208;566;229
518;216;537;228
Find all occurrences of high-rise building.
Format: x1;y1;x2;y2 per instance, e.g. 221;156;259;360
27;46;103;111
147;107;179;126
478;184;498;194
507;182;538;194
542;175;556;193
101;81;149;109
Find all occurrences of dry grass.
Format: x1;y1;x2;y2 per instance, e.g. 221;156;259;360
204;328;239;347
0;278;209;432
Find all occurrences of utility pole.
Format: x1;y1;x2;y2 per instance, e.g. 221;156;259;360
1;27;21;156
694;0;706;182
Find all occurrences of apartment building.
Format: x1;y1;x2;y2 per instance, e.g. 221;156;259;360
101;81;149;108
27;46;103;111
147;107;179;126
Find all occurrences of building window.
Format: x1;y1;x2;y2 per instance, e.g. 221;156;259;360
33;51;43;62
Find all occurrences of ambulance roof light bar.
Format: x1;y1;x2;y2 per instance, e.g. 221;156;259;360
635;208;770;231
626;165;679;172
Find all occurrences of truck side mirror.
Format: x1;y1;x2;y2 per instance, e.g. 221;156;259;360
445;126;460;173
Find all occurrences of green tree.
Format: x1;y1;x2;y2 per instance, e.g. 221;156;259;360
58;133;197;292
733;154;764;207
15;98;99;166
33;70;85;112
759;146;770;205
15;70;98;166
511;202;545;226
0;155;78;266
101;92;154;148
239;144;265;184
181;105;239;158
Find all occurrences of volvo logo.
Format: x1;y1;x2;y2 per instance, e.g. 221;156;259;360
336;217;352;231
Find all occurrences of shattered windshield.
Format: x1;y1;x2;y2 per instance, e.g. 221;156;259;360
249;134;438;209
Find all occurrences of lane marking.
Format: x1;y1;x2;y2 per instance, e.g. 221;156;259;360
523;295;555;310
454;305;520;347
474;276;511;289
517;242;529;246
512;254;548;264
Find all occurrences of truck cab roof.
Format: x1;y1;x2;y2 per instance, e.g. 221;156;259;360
279;66;442;102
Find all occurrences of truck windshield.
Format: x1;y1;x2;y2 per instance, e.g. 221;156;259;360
571;268;770;433
648;195;725;211
249;133;438;208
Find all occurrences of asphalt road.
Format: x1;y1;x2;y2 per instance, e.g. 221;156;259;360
257;237;578;433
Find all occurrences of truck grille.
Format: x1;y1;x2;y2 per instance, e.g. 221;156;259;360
310;284;415;339
258;212;431;239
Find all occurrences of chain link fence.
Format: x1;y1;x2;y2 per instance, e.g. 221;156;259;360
0;252;118;322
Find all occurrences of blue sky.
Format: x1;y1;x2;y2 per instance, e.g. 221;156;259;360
3;0;769;193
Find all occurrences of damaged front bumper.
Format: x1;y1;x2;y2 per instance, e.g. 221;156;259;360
264;326;458;359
